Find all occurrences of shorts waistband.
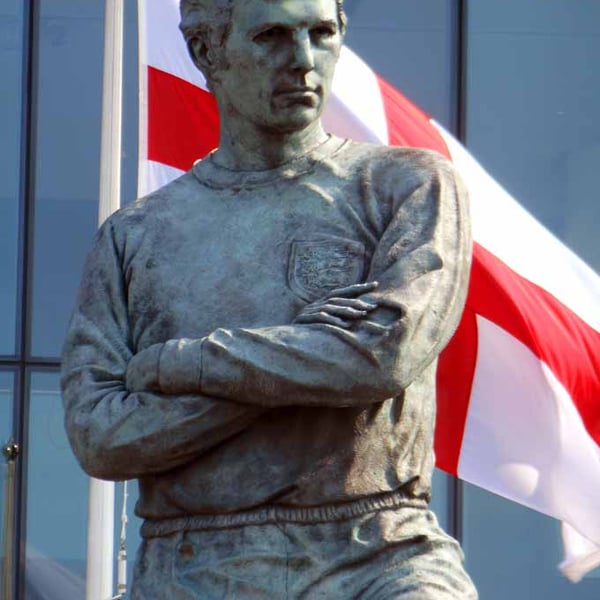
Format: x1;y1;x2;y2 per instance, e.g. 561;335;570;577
140;491;427;539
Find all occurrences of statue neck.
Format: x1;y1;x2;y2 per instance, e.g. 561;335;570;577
212;119;329;171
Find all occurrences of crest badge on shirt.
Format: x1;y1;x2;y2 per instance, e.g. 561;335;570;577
288;238;366;302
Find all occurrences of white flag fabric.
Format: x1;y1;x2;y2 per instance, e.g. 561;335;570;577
137;0;600;581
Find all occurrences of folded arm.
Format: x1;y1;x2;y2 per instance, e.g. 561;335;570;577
127;154;472;409
61;221;264;481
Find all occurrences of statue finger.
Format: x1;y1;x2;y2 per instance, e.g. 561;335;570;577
324;281;378;299
325;297;378;311
316;304;370;319
298;302;370;317
297;301;328;315
294;312;352;329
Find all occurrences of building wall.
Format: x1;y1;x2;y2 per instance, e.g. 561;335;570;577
1;1;598;597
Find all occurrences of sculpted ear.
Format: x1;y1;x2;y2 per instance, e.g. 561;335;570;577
187;36;217;77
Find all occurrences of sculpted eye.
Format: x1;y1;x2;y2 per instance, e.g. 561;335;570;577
310;24;336;41
253;26;288;44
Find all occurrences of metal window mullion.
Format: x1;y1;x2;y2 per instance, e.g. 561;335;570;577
0;359;61;369
445;0;469;546
13;0;40;597
455;0;468;143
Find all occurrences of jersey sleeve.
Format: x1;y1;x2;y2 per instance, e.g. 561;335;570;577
61;218;264;481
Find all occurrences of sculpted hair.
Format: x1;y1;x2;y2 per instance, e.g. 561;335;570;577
179;0;347;46
179;0;234;51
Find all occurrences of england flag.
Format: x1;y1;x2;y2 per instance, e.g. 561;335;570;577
137;0;600;581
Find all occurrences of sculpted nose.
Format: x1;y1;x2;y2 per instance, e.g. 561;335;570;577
291;31;315;72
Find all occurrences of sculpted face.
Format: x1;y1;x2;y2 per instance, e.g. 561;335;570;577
202;0;343;134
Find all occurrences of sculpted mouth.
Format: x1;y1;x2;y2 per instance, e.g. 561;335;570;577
275;86;318;96
273;87;320;107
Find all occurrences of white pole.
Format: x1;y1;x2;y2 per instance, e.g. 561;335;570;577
87;1;124;599
86;480;115;600
116;481;129;596
99;0;124;222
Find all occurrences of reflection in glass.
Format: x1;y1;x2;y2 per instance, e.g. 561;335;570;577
466;0;600;272
463;484;599;598
30;2;106;358
24;371;87;599
0;1;24;355
30;3;107;358
430;468;449;533
29;1;140;358
344;0;455;128
463;2;600;596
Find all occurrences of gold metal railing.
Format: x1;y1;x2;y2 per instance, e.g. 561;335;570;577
1;439;19;600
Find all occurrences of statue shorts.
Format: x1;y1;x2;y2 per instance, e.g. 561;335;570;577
131;505;477;599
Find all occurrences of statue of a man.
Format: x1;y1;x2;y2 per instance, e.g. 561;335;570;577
62;0;477;597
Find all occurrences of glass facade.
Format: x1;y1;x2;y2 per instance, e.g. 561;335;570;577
29;0;139;358
0;1;24;356
0;1;598;598
29;2;105;358
463;483;600;599
345;0;457;129
465;0;600;273
24;372;87;597
462;1;600;596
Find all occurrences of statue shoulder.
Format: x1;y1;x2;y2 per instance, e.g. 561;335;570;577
342;139;454;174
106;170;206;232
334;141;466;225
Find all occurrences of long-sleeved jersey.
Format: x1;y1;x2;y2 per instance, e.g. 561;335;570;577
61;136;471;526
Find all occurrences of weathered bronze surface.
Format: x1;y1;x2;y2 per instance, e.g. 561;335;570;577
62;0;477;597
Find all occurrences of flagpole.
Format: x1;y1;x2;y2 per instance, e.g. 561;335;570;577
87;1;124;599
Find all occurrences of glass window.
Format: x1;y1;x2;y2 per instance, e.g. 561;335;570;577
29;0;137;359
463;484;599;598
0;370;14;441
29;2;104;358
344;0;456;128
0;1;24;356
30;0;140;359
463;1;600;596
465;0;600;271
430;468;450;533
24;371;87;598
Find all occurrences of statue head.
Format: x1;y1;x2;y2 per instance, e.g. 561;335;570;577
179;0;346;135
180;0;347;72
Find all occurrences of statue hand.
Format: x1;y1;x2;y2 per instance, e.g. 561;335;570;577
293;282;379;329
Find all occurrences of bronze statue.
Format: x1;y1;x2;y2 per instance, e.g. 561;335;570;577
62;0;477;597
